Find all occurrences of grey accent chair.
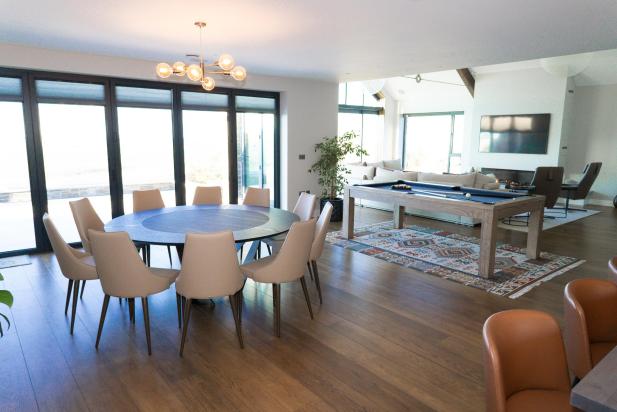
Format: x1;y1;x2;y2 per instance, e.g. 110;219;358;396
560;162;602;214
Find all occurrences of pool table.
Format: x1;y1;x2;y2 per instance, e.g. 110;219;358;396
342;180;546;278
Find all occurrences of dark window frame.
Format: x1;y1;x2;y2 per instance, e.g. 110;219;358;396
0;66;281;257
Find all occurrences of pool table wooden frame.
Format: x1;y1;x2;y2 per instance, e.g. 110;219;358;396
342;182;546;278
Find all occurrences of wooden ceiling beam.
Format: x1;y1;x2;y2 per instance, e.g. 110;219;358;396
456;68;475;97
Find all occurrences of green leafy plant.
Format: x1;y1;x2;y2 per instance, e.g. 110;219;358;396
309;131;368;199
0;272;13;337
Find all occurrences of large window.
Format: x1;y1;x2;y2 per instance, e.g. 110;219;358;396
403;112;464;173
338;82;384;163
236;96;276;205
0;77;36;253
182;91;230;203
37;80;111;243
116;86;175;211
0;67;280;257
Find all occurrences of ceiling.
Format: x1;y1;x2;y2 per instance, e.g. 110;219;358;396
1;0;617;81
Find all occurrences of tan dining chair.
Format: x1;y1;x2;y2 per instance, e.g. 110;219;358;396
133;189;173;267
241;219;316;337
69;197;104;298
483;310;576;412
264;192;317;256
242;187;270;207
89;229;179;355
43;214;98;335
564;278;617;382
240;187;271;259
306;202;333;304
175;231;245;356
192;186;223;206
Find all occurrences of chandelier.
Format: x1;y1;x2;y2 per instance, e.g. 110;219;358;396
155;21;247;91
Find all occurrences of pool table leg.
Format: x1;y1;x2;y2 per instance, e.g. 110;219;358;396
394;205;405;229
343;189;355;239
526;206;544;259
479;210;498;278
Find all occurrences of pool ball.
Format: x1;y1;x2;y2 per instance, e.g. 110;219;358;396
465;193;471;199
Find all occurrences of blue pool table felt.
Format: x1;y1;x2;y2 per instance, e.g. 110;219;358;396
356;180;528;205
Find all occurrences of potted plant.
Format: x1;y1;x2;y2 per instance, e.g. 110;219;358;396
309;131;367;222
0;272;13;337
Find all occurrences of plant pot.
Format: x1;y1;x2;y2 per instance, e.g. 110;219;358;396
320;197;344;222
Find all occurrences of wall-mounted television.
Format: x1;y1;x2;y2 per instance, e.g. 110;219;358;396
479;113;550;154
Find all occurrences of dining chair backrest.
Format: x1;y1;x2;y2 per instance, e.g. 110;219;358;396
310;202;333;261
133;189;165;212
69;197;104;254
483;309;571;412
242;187;270;207
43;213;95;280
293;192;317;221
192;186;223;206
266;219;316;283
89;229;159;297
176;231;245;298
564;278;617;380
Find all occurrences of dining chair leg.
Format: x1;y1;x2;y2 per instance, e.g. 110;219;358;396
65;279;74;315
299;276;314;320
119;297;122;305
141;297;152;355
80;280;86;299
179;298;193;357
257;242;261;259
128;298;135;324
307;262;314;281
70;280;81;335
266;244;272;256
311;260;323;304
146;245;151;267
229;294;244;349
237;287;244;325
166;245;173;267
273;283;281;337
176;293;182;329
95;294;110;349
240;244;244;260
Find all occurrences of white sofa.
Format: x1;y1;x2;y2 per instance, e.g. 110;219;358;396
346;160;499;225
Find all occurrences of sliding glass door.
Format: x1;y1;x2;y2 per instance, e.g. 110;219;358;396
0;77;36;253
36;80;111;243
236;96;276;205
0;67;280;257
181;91;230;203
115;86;175;212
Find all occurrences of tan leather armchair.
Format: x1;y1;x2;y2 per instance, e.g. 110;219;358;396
132;189;173;267
89;229;179;355
192;186;223;205
69;197;104;298
307;202;333;304
241;219;316;337
43;214;98;335
564;278;617;381
175;231;245;356
483;309;576;412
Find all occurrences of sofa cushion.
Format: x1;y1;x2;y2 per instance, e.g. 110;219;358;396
418;172;476;187
366;161;384;169
383;159;403;170
347;164;376;180
374;167;418;182
474;172;499;189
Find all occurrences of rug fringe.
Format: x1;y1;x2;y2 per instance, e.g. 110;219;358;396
508;260;586;299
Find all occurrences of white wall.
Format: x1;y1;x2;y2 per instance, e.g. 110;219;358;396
566;84;617;204
0;43;338;208
469;69;568;171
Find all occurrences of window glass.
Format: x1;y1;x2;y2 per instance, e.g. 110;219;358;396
115;86;172;107
0;99;36;252
236;96;276;112
36;80;104;102
181;91;228;108
183;110;230;203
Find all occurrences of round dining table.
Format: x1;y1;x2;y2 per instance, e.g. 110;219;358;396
104;204;299;263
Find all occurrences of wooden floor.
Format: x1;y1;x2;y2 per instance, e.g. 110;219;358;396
1;205;616;411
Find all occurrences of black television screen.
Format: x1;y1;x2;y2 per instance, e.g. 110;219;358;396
479;114;550;154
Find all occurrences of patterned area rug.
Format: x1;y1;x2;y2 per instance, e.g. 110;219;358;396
326;222;584;298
